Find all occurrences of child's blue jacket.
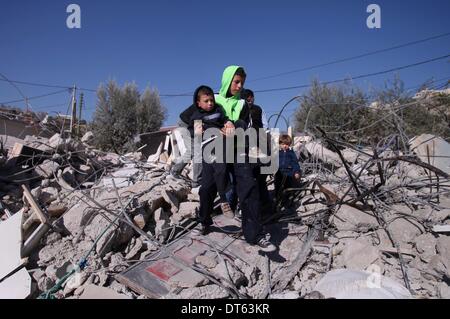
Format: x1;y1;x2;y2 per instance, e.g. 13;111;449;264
278;149;301;176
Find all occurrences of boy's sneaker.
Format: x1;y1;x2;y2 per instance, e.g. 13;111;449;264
192;224;210;236
255;235;276;252
220;202;234;219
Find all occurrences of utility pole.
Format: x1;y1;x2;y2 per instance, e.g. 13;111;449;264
70;85;77;136
77;92;84;137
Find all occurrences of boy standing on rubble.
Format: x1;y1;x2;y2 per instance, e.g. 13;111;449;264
214;65;276;252
275;134;301;199
179;86;236;234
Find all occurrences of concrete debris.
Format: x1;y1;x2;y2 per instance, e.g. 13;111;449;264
341;238;380;271
211;261;247;288
47;204;67;218
0;210;24;281
35;160;60;178
314;269;412;299
195;255;218;269
410;134;450;175
168;268;209;289
0;267;32;299
81;131;94;144
268;291;299;299
0;128;449;299
332;205;379;232
437;282;450;299
154;207;170;242
388;217;425;244
79;284;132;299
162;189;180;214
164;284;229;299
414;233;437;263
302;141;343;168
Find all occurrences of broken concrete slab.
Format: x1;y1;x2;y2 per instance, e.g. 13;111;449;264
414;233;437;263
154;208;170;241
341;238;380;271
81;131;94;144
103;177;132;189
314;269;412;299
162;189;179;214
48;133;64;150
111;167;140;179
438;282;450;299
269;291;299;299
168;268;208;289
79;284;132;299
410;134;450;175
0;210;24;281
171;202;199;224
40;187;59;205
0;267;32;299
62;202;94;236
332;205;379;232
303;141;342;168
426;255;448;280
164;284;229;299
125;238;144;260
195;255;218;269
211;261;246;288
388;216;425;244
35;160;60;179
436;236;450;274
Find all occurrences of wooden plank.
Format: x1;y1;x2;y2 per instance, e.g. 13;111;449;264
22;223;50;257
21;185;48;224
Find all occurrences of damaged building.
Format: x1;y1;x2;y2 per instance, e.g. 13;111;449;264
0;101;449;300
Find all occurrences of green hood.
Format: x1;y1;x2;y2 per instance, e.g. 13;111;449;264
215;65;245;122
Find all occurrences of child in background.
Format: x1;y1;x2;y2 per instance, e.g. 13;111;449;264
275;134;301;199
183;85;235;235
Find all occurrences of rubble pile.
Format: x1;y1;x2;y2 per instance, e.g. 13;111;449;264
0;130;449;299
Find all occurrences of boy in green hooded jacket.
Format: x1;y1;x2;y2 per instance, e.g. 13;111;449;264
208;65;276;252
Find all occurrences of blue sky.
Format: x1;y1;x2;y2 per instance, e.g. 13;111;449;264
1;0;449;128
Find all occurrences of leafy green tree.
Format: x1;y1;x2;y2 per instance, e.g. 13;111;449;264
91;80;166;153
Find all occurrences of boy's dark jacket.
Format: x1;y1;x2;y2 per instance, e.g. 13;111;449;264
279;149;301;176
179;86;229;137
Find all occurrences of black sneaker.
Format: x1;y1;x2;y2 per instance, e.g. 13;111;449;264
255;235;276;252
192;224;210;236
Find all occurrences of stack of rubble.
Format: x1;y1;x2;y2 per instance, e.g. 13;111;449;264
0;131;195;298
0;130;449;299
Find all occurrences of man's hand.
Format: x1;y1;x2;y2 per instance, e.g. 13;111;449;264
294;172;301;180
